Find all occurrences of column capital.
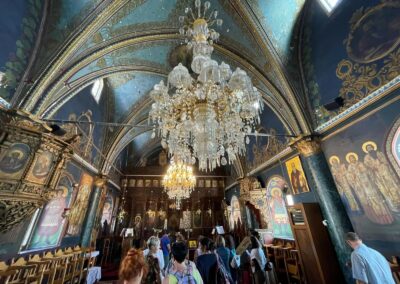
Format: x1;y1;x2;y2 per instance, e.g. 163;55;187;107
94;175;108;188
290;135;322;157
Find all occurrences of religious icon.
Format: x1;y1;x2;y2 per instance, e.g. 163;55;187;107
193;208;202;228
198;179;204;188
212;180;218;188
266;176;293;239
218;180;225;188
285;156;310;194
153;179;159;187
128;179;136;187
67;173;93;236
205;180;211;188
101;193;114;225
137;179;144;187
28;174;75;249
229;196;241;231
145;179;152;187
0;143;30;178
27;151;53;184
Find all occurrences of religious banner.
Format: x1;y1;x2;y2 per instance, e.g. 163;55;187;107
28;174;75;249
266;176;293;239
67;173;93;236
285;156;310;194
101;192;114;227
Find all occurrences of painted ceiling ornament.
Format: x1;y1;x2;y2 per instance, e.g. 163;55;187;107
149;0;264;172
291;135;321;157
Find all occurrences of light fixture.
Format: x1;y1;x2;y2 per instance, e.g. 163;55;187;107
149;0;263;172
163;160;196;210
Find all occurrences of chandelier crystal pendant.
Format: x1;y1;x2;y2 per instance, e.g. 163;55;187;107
163;160;196;210
149;0;263;172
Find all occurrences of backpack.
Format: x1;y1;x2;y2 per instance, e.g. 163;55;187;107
171;261;198;284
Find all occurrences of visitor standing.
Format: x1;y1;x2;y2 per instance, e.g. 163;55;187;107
163;242;203;284
215;235;232;277
226;234;238;283
143;236;164;283
119;249;148;284
346;232;395;284
196;237;218;284
250;236;267;284
161;230;171;270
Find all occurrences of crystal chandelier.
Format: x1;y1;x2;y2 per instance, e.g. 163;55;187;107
163;160;196;210
149;0;263;172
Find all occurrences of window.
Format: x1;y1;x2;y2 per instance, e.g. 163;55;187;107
91;78;104;104
319;0;341;14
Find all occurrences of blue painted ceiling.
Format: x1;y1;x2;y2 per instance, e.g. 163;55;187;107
0;0;309;169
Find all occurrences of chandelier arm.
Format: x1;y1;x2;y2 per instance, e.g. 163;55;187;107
246;132;298;138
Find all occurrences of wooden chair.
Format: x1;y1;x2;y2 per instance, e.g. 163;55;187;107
7;264;38;284
0;269;19;284
286;249;304;283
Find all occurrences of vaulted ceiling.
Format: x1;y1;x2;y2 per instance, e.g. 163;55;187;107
0;0;311;174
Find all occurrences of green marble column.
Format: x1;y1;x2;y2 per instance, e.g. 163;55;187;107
81;178;105;247
293;137;354;284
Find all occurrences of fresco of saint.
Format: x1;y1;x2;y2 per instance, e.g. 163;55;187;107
67;174;93;236
0;143;30;177
362;141;400;212
329;156;362;214
345;152;394;225
266;176;293;239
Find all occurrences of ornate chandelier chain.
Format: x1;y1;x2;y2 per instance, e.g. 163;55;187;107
149;0;263;172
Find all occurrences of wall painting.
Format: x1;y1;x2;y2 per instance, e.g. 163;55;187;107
28;174;75;249
266;176;293;239
101;191;114;227
285;156;310;194
323;100;400;255
67;173;93;236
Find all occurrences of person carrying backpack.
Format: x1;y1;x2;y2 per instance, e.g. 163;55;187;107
163;242;203;284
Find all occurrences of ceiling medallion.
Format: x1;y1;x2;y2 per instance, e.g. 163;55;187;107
163;160;196;210
149;0;263;172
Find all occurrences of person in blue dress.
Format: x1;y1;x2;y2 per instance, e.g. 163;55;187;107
346;232;395;284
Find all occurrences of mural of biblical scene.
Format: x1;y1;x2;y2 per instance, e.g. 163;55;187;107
301;0;400;125
0;0;44;101
67;173;93;236
0;143;31;179
168;211;179;231
28;173;76;249
229;196;242;231
246;103;288;171
53;83;108;168
323;98;400;255
26;151;54;184
285;156;310;194
266;176;293;239
101;192;114;228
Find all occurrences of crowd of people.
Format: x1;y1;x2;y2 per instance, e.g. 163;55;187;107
119;229;270;284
